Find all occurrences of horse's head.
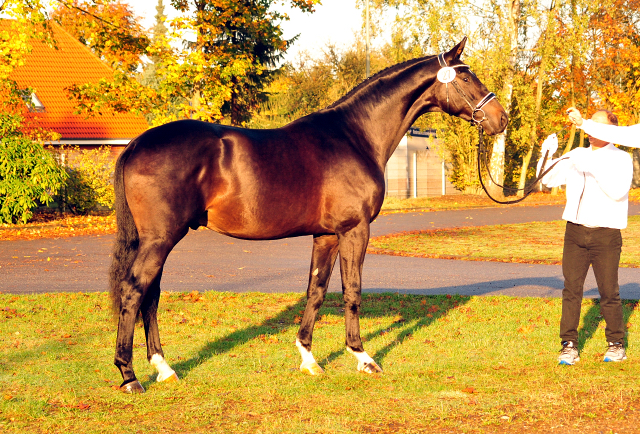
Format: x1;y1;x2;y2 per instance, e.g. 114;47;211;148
434;37;508;135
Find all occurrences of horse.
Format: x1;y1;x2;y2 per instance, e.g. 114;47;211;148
109;37;508;393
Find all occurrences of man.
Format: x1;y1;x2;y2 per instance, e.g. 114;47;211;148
568;107;640;147
537;110;632;365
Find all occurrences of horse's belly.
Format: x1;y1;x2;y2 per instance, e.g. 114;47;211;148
204;206;323;240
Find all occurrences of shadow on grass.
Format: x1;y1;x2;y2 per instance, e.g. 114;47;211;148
317;295;472;368
577;299;637;352
169;292;472;379
146;272;640;380
170;297;307;378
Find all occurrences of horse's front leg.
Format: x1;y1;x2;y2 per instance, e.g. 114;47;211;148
338;222;383;374
296;234;340;375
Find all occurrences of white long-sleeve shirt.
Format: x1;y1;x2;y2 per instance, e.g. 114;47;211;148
580;119;640;148
537;143;632;229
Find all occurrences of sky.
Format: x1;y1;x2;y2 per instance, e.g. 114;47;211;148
129;0;366;63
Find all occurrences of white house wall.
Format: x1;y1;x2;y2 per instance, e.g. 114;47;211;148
385;134;460;198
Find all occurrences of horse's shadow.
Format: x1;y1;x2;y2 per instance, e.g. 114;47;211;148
169;292;470;380
170;297;307;377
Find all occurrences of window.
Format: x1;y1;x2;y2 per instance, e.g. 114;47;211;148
25;92;46;112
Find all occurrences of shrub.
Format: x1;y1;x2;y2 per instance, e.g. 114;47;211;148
0;117;67;224
56;146;115;214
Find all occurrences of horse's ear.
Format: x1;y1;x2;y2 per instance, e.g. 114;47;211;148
444;37;467;62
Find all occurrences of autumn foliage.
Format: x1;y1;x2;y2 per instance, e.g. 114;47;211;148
0;13;67;224
60;0;320;126
51;0;149;73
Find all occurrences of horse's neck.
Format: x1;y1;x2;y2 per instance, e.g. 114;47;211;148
330;58;438;169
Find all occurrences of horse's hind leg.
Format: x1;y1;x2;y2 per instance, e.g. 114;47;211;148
338;222;382;374
141;269;178;383
115;236;181;393
296;234;339;375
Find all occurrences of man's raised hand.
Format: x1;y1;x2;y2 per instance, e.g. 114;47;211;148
567;107;584;127
541;133;558;157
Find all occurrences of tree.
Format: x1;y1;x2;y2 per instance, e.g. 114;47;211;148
64;0;320;127
514;1;561;194
51;0;149;73
0;5;67;223
249;40;395;129
483;0;521;197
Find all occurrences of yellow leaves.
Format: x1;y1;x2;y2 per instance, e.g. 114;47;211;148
0;20;33;81
0;213;117;241
182;291;204;303
258;334;279;344
516;324;536;335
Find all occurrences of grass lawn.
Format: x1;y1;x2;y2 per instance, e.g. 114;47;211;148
369;215;640;268
380;191;567;213
1;291;640;433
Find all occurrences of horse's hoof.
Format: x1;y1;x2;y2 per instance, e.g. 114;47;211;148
300;361;324;375
358;361;383;374
158;372;179;383
120;380;145;394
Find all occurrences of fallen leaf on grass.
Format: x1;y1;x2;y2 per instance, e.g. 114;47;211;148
462;387;476;394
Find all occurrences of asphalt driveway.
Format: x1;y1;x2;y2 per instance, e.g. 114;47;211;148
2;202;640;298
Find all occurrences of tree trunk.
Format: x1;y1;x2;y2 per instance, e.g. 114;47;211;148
488;0;520;198
517;6;553;196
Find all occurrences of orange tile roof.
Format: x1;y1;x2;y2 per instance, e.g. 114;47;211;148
7;20;148;140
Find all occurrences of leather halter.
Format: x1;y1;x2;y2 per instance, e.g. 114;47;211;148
437;53;496;125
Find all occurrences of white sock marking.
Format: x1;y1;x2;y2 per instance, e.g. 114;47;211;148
347;347;375;366
150;354;176;382
296;338;317;366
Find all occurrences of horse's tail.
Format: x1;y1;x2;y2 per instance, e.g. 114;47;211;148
108;142;139;315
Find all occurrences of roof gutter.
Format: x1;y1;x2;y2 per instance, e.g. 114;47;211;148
45;139;132;145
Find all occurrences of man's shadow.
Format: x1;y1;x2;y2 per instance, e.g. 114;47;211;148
576;283;638;353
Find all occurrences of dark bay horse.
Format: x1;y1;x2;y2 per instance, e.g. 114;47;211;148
109;37;508;393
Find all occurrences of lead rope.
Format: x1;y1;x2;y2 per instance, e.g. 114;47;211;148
476;125;568;204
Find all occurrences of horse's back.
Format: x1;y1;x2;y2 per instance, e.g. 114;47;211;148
122;119;384;240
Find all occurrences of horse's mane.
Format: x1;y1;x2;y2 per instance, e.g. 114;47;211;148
325;54;438;110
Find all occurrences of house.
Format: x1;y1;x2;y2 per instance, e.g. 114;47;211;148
7;20;148;159
385;128;460;198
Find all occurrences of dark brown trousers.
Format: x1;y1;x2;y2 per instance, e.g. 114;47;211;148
560;222;625;345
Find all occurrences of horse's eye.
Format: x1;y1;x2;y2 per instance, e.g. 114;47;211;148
463;77;470;83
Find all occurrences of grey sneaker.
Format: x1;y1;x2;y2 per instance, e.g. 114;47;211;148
558;341;580;365
603;342;627;362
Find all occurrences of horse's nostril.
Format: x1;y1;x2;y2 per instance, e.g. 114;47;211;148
500;112;508;129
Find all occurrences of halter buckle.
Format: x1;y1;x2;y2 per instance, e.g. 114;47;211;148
472;108;486;124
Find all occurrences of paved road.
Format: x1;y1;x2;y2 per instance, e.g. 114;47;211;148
2;203;640;298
